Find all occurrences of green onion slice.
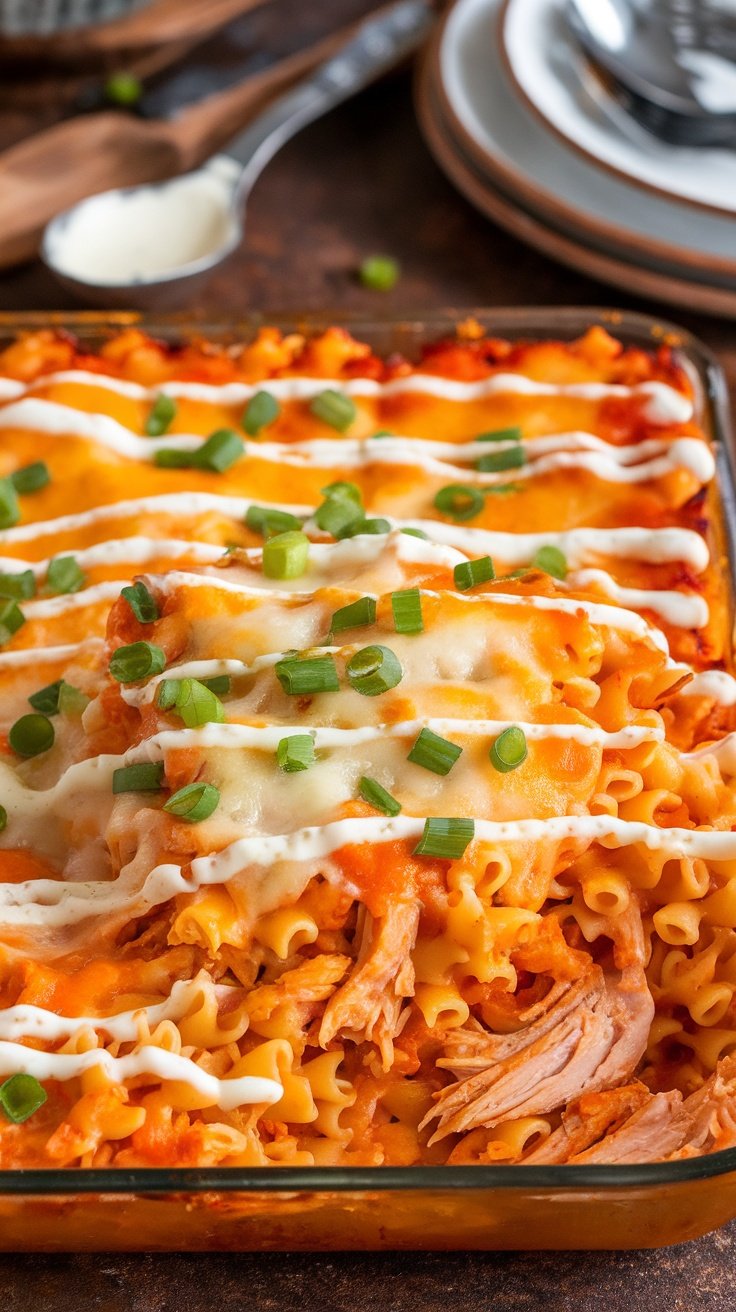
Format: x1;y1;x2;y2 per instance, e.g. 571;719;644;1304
489;725;528;773
164;781;220;822
321;481;363;504
400;527;429;540
453;556;496;592
476;445;526;474
243;390;280;436
0;805;6;833
359;776;401;816
45;555;85;595
158;678;225;728
109;640;166;683
532;545;568;580
310;390;357;432
11;462;50;495
330;596;376;636
0;599;25;645
277;733;316;773
315;498;364;539
202;675;231;696
359;254;400;292
245;505;301;538
9;713;54;758
262;530;309;580
433;484;484;522
275;655;340;695
344;517;391;537
58;682;90;717
28;680;62;715
0;1073;47;1124
0;479;19;530
408;727;462;776
112;762;165;794
485;482;522;496
194;428;244;473
121;580;159;624
0;570;35;601
145;394;177;437
414;817;475;860
476;426;522;444
346;644;402;697
153;448;193;469
391;588;423;634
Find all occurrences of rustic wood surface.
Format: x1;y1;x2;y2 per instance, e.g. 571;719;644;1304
0;5;735;1303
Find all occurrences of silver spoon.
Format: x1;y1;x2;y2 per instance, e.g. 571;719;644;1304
567;0;736;146
41;0;434;307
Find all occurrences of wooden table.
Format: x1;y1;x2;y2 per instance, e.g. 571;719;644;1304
1;17;735;1308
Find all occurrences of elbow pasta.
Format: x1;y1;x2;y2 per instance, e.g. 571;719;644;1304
0;321;734;1168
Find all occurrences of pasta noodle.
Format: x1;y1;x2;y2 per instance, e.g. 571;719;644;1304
0;321;733;1168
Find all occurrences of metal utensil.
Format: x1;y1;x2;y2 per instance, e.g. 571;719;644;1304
41;0;434;306
567;0;736;145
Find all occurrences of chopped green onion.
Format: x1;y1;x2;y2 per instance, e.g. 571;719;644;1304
346;644;402;697
109;640;166;683
310;390;356;432
243;390;280;436
153;448;193;469
194;428;244;473
158;677;225;727
533;545;568;580
476;446;526;474
359;254;400;292
330;596;376;636
121;580;159;624
0;570;35;601
0;479;19;530
485;482;522;496
202;675;231;696
245;505;302;538
262;530;309;580
277;733;316;773
315;497;363;540
28;679;62;715
9;713;54;758
400;527;429;540
453;556;496;591
45;555;85;595
359;776;401;816
0;1073;47;1124
0;599;24;645
164;781;220;823
414;817;475;860
58;682;90;717
343;517;391;537
321;481;362;504
11;462;50;495
391;588;423;634
433;485;484;522
145;394;177;437
369;429;393;439
104;71;143;106
477;426;522;444
276;655;339;695
0;805;6;833
489;725;528;773
112;762;165;794
408;727;462;776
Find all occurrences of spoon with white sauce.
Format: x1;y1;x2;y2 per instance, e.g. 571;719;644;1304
41;0;434;306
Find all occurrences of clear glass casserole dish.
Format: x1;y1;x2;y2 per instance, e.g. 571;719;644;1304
0;304;732;1252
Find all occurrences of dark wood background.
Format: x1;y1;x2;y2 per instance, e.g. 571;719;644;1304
1;3;736;1305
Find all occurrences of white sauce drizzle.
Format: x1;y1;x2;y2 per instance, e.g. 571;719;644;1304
0;975;229;1042
680;670;736;704
0;1042;281;1110
567;569;709;629
0;368;693;422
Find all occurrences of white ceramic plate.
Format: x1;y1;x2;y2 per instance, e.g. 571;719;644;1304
438;0;736;279
501;0;736;217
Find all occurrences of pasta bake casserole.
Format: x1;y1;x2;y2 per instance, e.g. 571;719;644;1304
0;318;733;1171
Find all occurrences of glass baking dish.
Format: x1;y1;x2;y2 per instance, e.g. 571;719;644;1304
0;304;733;1252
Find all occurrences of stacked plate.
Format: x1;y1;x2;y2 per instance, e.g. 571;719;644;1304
416;0;736;315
